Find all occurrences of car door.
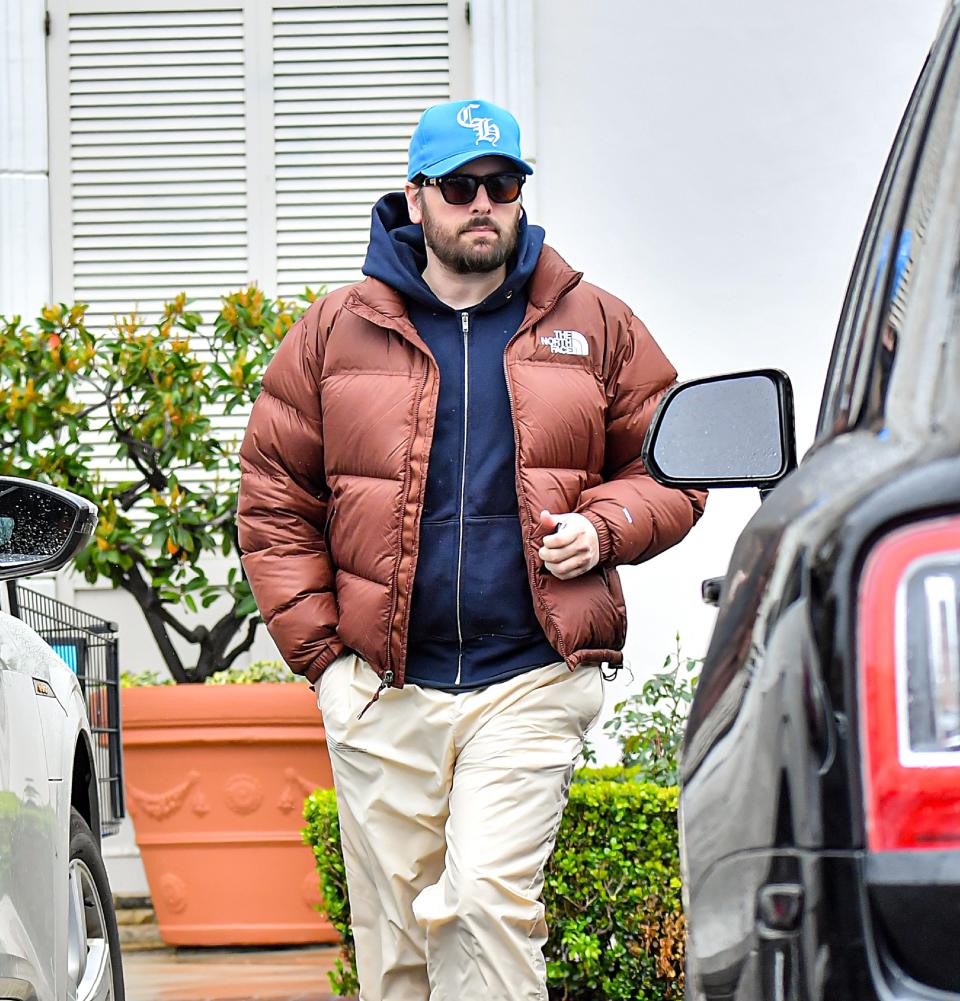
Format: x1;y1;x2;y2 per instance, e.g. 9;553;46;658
0;659;56;1001
679;8;960;1000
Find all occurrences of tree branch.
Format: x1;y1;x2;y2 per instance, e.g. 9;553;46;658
153;591;207;645
116;479;154;511
192;601;256;680
107;403;167;492
119;561;190;683
221;616;260;670
207;504;239;532
73;396;111;423
124;552;207;645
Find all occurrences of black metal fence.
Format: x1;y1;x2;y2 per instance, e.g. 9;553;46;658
8;583;125;836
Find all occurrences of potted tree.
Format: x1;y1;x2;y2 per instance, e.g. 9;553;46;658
0;288;337;945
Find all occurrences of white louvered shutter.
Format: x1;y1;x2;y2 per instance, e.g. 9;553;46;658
47;5;254;488
47;1;452;489
60;6;250;333
273;1;450;297
51;1;453;314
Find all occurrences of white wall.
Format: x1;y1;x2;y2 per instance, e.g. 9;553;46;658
0;0;51;317
529;0;946;761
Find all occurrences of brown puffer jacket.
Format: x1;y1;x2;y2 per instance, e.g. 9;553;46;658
238;245;706;689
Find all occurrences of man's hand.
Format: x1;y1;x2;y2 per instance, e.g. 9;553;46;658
538;510;600;580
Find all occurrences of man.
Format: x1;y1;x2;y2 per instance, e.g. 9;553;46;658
238;99;705;1001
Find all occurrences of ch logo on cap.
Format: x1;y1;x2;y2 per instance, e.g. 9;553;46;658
457;103;501;146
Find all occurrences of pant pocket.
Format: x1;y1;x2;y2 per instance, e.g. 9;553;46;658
316;652;347;711
577;664;605;733
316;653;356;743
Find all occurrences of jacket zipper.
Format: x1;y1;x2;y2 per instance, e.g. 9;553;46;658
455;310;470;685
503;347;568;660
361;361;430;718
323;505;336;556
386;366;430;674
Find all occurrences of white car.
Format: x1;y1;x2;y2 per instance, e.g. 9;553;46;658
0;477;124;1001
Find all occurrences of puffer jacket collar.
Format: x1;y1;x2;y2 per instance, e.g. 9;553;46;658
522;244;584;324
343;244;584;347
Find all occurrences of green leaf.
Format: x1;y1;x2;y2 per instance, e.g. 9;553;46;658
234;593;258;618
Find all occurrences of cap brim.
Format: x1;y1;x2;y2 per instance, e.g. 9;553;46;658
410;149;533;181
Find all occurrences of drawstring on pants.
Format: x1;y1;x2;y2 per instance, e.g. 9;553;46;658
358;670;394;719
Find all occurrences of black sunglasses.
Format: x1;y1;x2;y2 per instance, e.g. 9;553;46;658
421;172;525;205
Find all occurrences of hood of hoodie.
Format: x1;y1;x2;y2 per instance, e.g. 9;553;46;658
361;191;545;311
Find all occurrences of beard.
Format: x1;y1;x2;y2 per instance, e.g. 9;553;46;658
420;202;521;274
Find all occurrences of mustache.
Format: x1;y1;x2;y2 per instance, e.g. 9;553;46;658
459;218;501;235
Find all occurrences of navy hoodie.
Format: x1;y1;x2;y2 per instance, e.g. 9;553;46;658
362;192;559;690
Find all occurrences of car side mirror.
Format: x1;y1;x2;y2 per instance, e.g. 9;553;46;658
0;478;98;581
642;369;797;493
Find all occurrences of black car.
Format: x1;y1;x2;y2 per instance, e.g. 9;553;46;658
642;3;960;999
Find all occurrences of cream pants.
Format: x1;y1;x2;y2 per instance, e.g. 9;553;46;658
315;653;604;1001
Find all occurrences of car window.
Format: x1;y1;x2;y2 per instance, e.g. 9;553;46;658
816;19;956;441
860;31;960;433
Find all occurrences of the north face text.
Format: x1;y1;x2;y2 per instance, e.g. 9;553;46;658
540;330;589;356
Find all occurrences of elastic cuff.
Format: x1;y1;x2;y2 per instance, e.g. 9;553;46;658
304;642;344;686
582;510;613;565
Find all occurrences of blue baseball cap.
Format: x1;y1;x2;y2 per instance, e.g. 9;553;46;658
407;99;534;181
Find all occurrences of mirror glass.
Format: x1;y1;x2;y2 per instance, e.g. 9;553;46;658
0;484;78;572
652;375;785;481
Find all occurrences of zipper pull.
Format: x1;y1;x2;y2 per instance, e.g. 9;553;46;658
461;311;469;335
357;669;394;719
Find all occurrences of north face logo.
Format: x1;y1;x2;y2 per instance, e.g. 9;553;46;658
540;330;589;356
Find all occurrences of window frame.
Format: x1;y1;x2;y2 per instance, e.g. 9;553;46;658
814;10;960;443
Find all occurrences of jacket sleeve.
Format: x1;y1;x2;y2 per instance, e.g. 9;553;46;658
237;300;343;685
576;310;707;567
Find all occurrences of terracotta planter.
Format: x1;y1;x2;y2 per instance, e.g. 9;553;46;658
121;682;338;946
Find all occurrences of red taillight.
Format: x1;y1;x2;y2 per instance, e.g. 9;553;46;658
859;516;960;852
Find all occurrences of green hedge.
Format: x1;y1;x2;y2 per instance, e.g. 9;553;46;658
302;766;684;1000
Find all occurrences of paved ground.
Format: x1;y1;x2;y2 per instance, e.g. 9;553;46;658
121;945;355;1001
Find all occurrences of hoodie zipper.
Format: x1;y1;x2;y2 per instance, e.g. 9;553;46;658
454;309;470;685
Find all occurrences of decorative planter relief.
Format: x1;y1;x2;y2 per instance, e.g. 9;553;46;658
278;767;320;814
158;872;189;914
127;770;200;821
121;682;337;946
224;774;263;815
